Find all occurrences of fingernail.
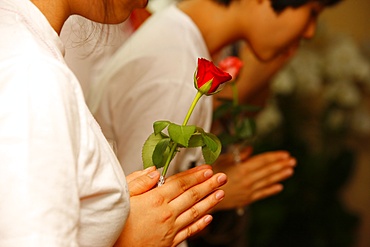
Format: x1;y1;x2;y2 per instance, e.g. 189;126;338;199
148;171;159;179
289;158;297;166
281;152;290;158
285;169;294;175
217;174;227;184
144;166;155;171
204;215;213;224
204;169;213;178
215;190;225;200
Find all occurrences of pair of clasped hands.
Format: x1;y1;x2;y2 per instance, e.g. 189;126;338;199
115;146;295;247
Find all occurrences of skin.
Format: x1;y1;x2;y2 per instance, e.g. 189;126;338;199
29;0;227;246
238;0;323;61
31;0;149;34
212;148;296;210
117;165;228;246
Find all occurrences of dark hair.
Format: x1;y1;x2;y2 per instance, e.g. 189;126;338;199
81;0;116;56
215;0;342;11
270;0;342;11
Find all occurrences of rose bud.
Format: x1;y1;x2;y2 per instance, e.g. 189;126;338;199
194;58;232;95
218;56;243;80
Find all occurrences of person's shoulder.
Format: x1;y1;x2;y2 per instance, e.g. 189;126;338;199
0;43;78;106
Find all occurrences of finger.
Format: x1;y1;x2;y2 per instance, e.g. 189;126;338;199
250;184;284;203
247;151;292;168
215;146;253;167
252;167;294;191
246;156;296;181
236;151;291;174
126;166;156;184
128;169;160;196
169;173;227;214
158;167;217;202
239;145;253;161
165;164;211;183
174;189;225;230
172;215;214;247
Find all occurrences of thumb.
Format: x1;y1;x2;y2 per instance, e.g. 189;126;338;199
127;168;160;196
240;146;253;161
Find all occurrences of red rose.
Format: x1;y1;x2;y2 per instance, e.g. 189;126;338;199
194;58;232;95
218;56;243;80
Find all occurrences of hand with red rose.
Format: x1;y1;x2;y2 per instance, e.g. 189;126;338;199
115;165;227;247
211;148;296;211
117;58;231;246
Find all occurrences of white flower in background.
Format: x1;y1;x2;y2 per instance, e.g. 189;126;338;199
256;23;370;146
255;100;282;136
271;68;295;95
352;58;370;89
323;79;361;108
271;48;323;96
324;34;370;83
290;49;323;96
351;106;370;136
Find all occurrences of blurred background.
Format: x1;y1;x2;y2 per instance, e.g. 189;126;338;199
249;1;370;247
320;1;370;246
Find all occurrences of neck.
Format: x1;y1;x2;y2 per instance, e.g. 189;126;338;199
178;0;240;56
31;0;70;35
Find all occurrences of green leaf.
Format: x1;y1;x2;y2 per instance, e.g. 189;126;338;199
142;132;167;169
187;133;205;148
152;138;171;168
201;132;222;164
236;118;256;139
213;100;233;120
239;104;261;113
168;123;196;147
217;132;239;148
153;120;171;135
202;132;219;152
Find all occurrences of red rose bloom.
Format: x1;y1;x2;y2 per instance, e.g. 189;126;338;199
218;56;243;80
194;58;232;95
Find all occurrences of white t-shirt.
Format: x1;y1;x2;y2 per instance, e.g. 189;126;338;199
89;4;212;176
0;1;129;246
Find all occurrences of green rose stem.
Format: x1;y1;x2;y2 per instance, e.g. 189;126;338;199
161;91;204;179
231;81;238;107
227;79;246;216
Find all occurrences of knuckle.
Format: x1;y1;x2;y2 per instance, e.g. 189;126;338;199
176;177;189;193
152;193;165;207
160;210;174;224
190;206;200;220
189;187;202;202
187;226;194;238
186;222;200;239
